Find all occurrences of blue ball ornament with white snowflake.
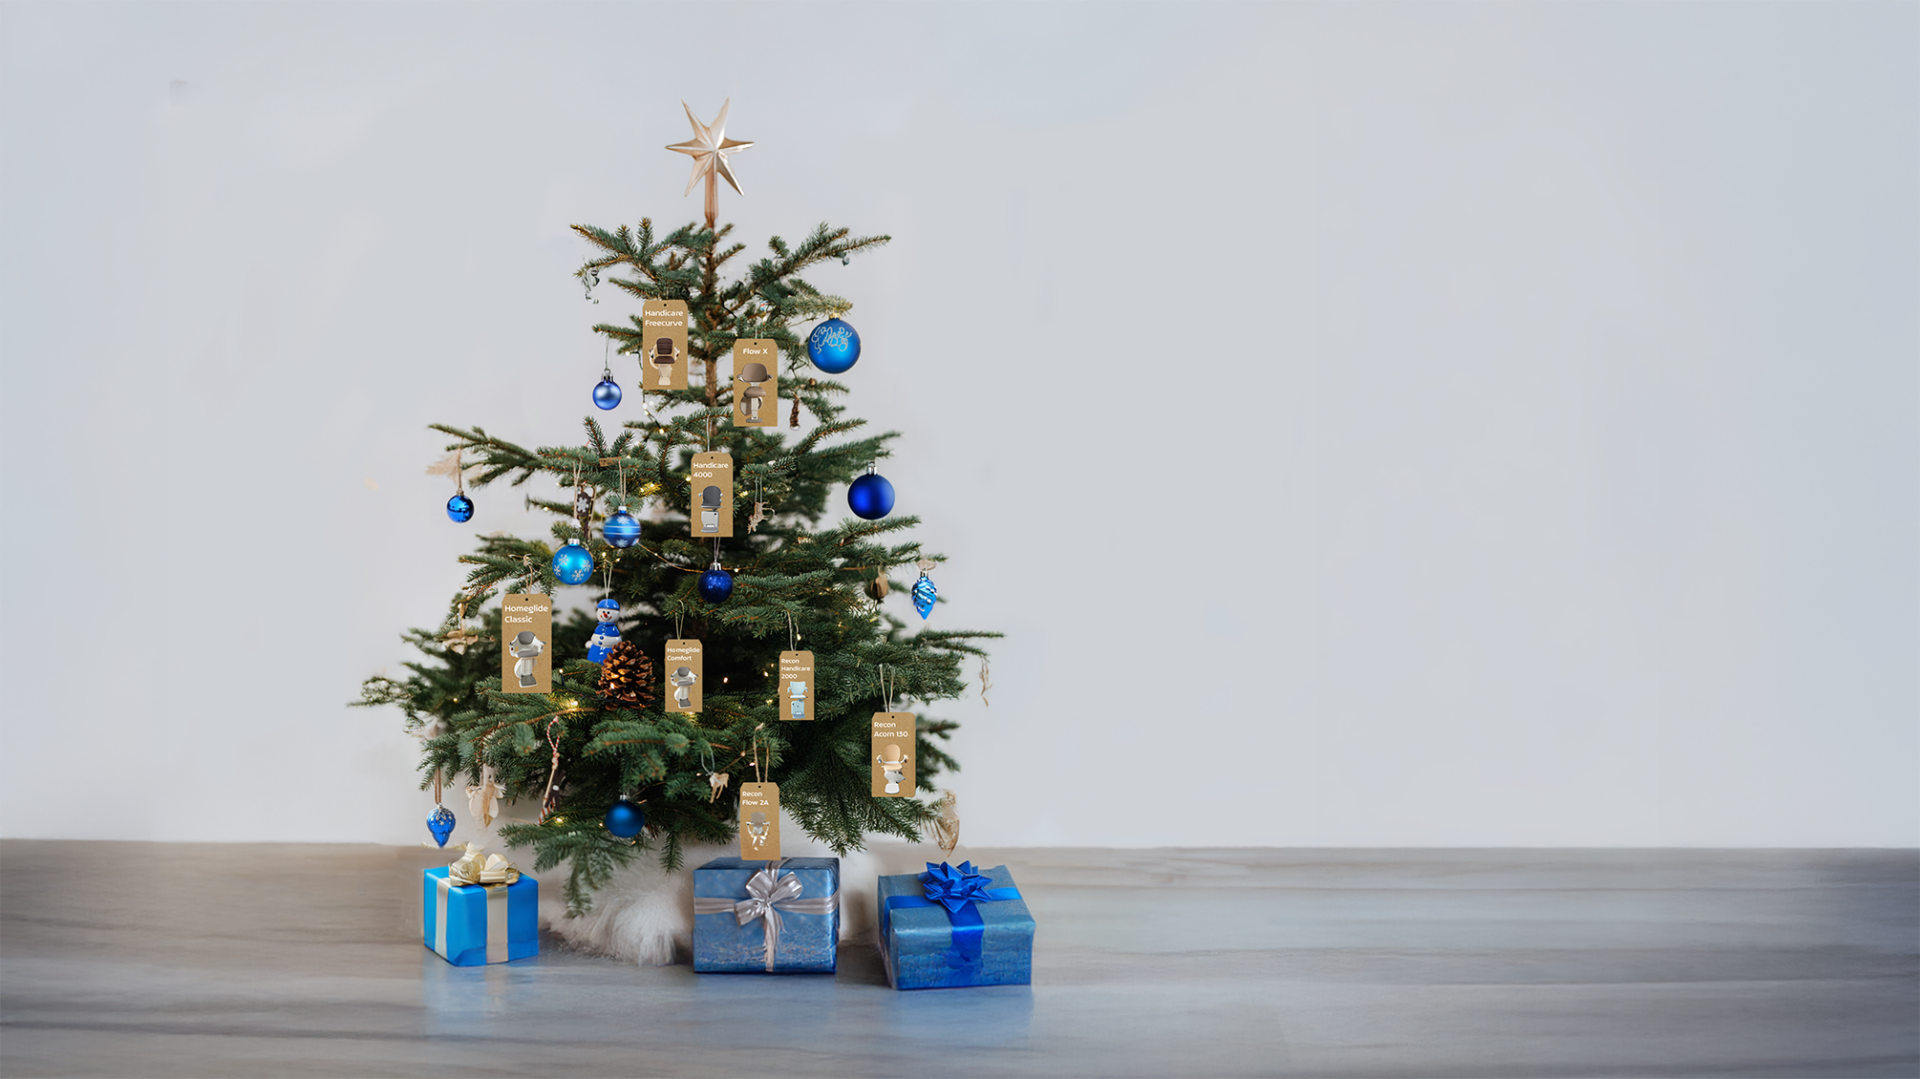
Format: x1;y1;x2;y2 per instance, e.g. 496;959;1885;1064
806;318;861;374
603;506;640;549
552;540;594;585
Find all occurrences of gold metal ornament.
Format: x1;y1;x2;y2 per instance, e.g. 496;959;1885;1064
665;99;753;231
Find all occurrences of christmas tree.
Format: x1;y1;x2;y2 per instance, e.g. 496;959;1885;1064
358;212;998;914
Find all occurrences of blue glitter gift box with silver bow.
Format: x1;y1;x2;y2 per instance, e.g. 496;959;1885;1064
878;861;1033;990
692;857;840;973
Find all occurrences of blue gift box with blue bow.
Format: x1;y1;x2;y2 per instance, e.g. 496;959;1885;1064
877;861;1033;990
693;857;840;973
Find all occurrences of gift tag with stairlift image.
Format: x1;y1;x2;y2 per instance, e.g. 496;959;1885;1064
731;340;779;428
871;713;916;798
500;594;552;694
690;452;733;537
739;783;781;860
639;299;689;390
778;651;815;721
664;639;703;714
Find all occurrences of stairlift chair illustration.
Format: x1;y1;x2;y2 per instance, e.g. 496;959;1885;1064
737;362;771;423
787;680;808;719
745;810;770;851
670;665;698;709
876;743;909;794
649;337;678;387
699;486;722;533
509;631;545;688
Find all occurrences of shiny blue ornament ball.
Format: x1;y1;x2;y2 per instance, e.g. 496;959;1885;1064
446;493;474;523
698;565;734;604
592;378;623;410
604;798;645;838
552;540;594;585
603;508;640;549
847;472;895;520
426;805;456;847
806;318;861;374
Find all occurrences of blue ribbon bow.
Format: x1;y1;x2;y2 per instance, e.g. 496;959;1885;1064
885;861;1022;971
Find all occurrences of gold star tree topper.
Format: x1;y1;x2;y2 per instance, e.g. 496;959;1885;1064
666;99;753;231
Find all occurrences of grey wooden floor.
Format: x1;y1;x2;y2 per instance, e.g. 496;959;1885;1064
0;842;1913;1077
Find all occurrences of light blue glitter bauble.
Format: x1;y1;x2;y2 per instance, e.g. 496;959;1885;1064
604;798;645;838
848;471;894;520
806;318;861;374
603;507;640;549
698;564;734;604
592;378;623;410
912;573;937;620
552;540;594;585
426;806;456;847
446;493;474;523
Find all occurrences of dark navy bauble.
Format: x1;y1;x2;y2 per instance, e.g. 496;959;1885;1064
552;540;594;585
698;563;734;604
603;507;641;549
604;798;645;838
592;378;623;410
847;471;895;520
806;318;861;374
446;493;475;523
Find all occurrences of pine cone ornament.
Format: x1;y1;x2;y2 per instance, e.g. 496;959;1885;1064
598;640;656;707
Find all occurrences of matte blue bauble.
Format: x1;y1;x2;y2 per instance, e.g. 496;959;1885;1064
698;564;734;604
604;798;645;838
806;318;861;374
427;805;456;847
592;378;622;410
552;540;594;585
603;507;640;549
847;472;895;520
446;494;474;523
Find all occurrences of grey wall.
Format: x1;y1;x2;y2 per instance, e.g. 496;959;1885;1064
1;2;1913;846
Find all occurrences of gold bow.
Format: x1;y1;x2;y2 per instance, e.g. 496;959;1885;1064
447;843;521;887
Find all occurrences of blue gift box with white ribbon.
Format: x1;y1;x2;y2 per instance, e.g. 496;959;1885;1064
878;861;1033;990
421;865;539;967
693;857;840;973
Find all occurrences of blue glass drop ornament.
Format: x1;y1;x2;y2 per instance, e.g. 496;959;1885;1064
427;805;456;847
806;317;861;374
698;560;734;604
592;377;622;410
848;466;894;520
603;506;640;548
912;566;937;620
604;797;645;838
552;540;594;585
446;493;474;523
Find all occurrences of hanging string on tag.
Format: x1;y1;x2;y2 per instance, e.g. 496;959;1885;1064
674;610;685;641
877;663;896;711
787;611;798;652
750;726;768;784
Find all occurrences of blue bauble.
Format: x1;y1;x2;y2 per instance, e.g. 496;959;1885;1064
592;378;623;410
603;507;640;549
698;563;734;604
847;471;895;520
446;493;475;523
912;573;937;620
604;798;645;838
806;318;861;374
552;540;594;585
426;805;456;847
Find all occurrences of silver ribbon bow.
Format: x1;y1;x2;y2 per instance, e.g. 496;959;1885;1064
692;861;838;971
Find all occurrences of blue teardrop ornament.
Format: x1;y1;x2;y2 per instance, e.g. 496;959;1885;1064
427;805;456;847
913;573;937;620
